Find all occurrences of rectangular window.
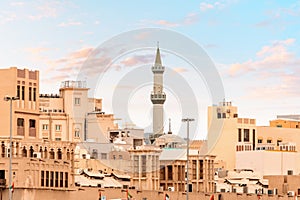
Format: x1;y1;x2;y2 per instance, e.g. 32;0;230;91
222;113;226;118
42;124;48;130
119;155;123;159
74;98;80;105
41;171;44;187
74;129;80;137
29;119;36;128
17;118;24;127
33;88;36;101
60;172;64;187
29;87;32;101
55;172;59;187
252;129;256;150
46;171;49;187
238;128;242;142
21;86;25;100
101;153;107;160
244;129;250;142
55;138;61;141
50;171;54;187
17;85;20;98
65;172;68;188
217;113;221;119
55;125;61;131
258;139;263;143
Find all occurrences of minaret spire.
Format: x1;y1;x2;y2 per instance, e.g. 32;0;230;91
155;45;162;65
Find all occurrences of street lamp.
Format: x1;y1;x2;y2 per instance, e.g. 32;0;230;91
182;118;194;200
4;95;19;200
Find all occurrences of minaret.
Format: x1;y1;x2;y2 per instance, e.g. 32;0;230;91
151;44;166;138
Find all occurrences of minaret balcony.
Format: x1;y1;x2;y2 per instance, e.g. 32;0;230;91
151;93;166;104
152;65;165;73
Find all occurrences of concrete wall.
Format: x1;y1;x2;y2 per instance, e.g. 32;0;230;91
0;188;297;200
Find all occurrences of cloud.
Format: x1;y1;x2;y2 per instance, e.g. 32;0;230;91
228;38;298;77
28;1;65;20
0;11;17;24
153;20;179;27
120;54;154;67
200;1;224;11
58;21;82;27
139;12;199;28
173;67;188;73
10;2;25;6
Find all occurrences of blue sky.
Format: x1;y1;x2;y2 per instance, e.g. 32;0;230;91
1;0;300;138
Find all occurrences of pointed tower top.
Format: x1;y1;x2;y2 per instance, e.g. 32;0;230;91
155;43;162;65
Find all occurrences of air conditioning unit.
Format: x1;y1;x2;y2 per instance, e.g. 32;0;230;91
33;152;41;158
288;191;295;197
168;187;174;191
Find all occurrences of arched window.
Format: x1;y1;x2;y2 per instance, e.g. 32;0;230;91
29;146;34;157
49;149;55;159
22;147;27;157
44;147;48;159
57;149;62;160
66;149;70;160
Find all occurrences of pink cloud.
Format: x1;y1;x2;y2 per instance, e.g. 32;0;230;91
154;20;179;27
173;67;188;73
58;21;82;27
228;38;298;77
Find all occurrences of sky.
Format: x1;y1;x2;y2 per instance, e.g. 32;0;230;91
1;0;300;139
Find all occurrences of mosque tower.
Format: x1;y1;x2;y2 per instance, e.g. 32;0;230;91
151;44;166;139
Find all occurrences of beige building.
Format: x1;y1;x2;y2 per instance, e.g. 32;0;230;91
159;148;215;193
207;101;256;170
39;80;118;143
0;67;75;191
128;145;161;190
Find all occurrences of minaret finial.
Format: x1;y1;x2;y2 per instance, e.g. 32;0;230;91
155;43;162;65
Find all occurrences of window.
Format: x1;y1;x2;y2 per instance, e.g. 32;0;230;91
41;171;44;187
101;153;107;160
277;139;282;146
238;129;242;142
29;119;36;128
21;86;25;100
258;139;263;143
119;155;123;159
55;172;59;187
50;171;54;187
222;113;226;118
55;138;61;141
65;172;68;188
17;85;20;98
244;129;250;142
33;88;36;101
55;125;61;131
217;113;221;119
17;118;24;127
29;87;32;101
267;139;272;143
74;98;80;105
74;129;80;137
46;171;49;187
60;172;64;187
42;124;48;130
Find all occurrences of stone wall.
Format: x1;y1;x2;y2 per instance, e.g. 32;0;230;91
0;188;296;200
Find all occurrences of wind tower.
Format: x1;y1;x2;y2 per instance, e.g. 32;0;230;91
151;43;166;139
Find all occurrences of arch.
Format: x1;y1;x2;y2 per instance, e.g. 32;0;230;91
49;148;55;159
44;147;48;159
57;148;62;160
29;146;34;157
22;147;27;157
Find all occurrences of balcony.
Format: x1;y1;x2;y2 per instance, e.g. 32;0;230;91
151;93;166;104
152;65;165;73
